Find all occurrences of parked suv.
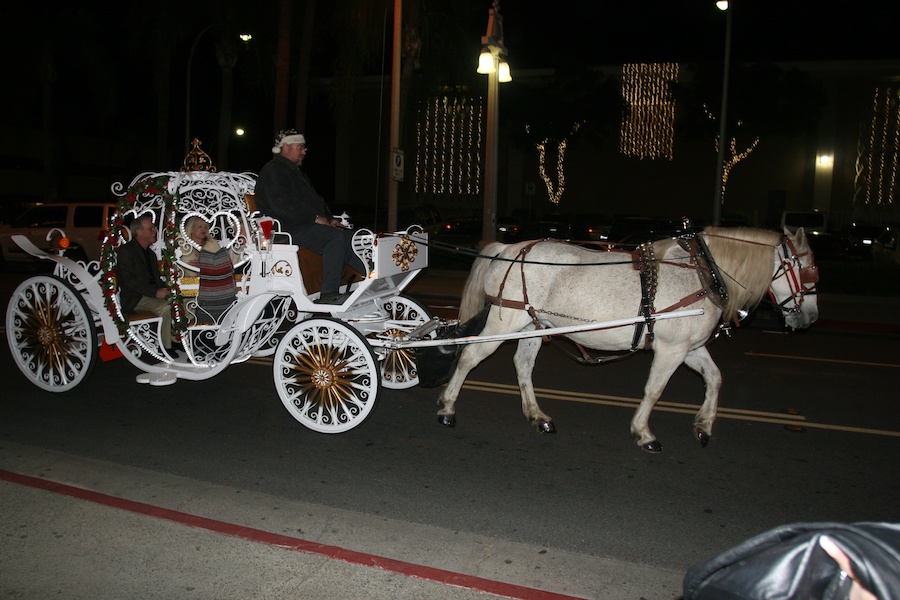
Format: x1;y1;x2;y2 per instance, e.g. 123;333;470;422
0;202;115;265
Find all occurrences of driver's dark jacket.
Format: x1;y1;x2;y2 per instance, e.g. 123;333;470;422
255;154;332;238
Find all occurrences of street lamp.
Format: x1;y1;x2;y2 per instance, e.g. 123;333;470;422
477;0;512;243
712;0;732;226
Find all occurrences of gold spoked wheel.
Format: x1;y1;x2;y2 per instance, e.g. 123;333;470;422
273;317;379;433
6;275;98;392
371;295;434;390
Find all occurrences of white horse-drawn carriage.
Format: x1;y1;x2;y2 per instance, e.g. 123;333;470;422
5;166;439;433
5;159;820;448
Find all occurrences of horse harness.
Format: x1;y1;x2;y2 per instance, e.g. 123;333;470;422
769;236;819;313
483;236;731;363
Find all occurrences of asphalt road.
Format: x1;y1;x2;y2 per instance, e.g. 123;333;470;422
2;266;899;599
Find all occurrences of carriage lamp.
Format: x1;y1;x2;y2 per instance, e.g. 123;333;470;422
259;217;274;247
258;217;274;276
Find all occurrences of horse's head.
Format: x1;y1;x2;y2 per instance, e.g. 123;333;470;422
769;227;819;330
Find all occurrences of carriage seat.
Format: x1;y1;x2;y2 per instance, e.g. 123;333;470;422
121;261;245;326
297;247;365;294
245;194;365;293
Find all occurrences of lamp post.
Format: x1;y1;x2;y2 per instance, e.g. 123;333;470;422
477;1;512;243
712;0;732;226
185;27;252;156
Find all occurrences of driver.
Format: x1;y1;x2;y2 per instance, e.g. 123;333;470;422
254;129;365;304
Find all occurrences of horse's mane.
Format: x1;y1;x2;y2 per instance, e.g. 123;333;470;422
701;227;781;320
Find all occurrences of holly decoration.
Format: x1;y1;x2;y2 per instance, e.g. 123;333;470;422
100;175;188;342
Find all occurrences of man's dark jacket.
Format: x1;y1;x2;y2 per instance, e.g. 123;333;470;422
117;238;164;313
255;154;331;238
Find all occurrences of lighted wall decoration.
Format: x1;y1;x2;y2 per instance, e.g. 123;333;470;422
856;86;899;207
415;95;483;196
531;121;583;204
717;119;759;205
702;103;759;206
620;63;678;160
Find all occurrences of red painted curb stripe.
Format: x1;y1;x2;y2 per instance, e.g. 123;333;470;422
0;469;586;600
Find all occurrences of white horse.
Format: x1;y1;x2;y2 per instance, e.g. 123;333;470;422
436;227;819;452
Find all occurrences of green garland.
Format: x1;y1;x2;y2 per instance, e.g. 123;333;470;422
99;175;188;342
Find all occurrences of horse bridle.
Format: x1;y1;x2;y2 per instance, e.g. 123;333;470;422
769;236;819;314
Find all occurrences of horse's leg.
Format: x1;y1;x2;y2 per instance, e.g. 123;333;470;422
630;348;689;452
436;340;504;427
513;336;555;433
682;346;722;447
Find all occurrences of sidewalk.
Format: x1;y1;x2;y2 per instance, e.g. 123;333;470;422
0;443;683;600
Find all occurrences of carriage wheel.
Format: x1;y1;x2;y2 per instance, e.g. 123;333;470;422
372;295;434;390
6;274;98;392
273;317;380;433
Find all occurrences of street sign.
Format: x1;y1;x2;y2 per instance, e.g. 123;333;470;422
392;148;404;182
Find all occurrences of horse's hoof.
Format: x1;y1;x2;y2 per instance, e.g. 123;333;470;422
641;440;663;453
537;421;557;434
437;414;456;428
694;428;710;448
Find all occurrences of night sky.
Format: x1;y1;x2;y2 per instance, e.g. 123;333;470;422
3;1;897;177
500;1;899;67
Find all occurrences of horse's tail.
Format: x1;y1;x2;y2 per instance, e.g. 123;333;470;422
459;242;504;322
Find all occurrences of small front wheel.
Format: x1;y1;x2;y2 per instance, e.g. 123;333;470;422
372;295;434;389
6;274;98;392
273;317;380;433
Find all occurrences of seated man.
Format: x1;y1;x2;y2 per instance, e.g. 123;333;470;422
254;129;365;304
117;215;178;357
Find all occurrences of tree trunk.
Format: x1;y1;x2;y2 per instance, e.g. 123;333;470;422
295;0;317;131
274;0;293;132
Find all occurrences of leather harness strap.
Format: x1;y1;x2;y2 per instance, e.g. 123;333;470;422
632;242;658;351
486;240;547;337
482;235;731;355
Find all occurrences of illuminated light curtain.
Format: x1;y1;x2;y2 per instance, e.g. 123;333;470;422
415;95;483;196
532;121;583;204
856;86;899;207
620;63;678;160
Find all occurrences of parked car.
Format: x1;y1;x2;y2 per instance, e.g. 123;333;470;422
0;202;115;265
872;227;900;266
781;210;827;234
496;216;522;242
805;231;845;261
839;223;884;260
606;216;684;247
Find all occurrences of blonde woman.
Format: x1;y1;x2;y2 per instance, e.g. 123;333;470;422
181;217;223;266
181;216;238;324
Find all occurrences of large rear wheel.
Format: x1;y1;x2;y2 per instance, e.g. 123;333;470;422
6;274;98;392
273;317;379;433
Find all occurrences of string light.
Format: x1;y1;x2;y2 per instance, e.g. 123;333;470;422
531;122;583;204
620;63;678;160
719;122;759;204
414;95;483;197
878;87;891;207
858;86;899;207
